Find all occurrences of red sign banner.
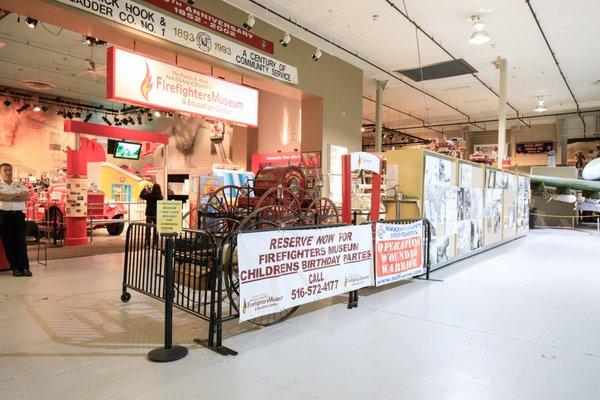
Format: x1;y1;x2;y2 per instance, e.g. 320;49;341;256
143;0;275;54
374;221;424;286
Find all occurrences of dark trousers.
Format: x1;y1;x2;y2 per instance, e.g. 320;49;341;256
0;211;30;271
145;215;157;246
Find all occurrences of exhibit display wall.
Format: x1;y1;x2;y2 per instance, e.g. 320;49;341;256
1;0;364;200
384;148;529;268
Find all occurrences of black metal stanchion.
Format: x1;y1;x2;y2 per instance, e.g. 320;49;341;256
148;233;188;362
347;290;358;309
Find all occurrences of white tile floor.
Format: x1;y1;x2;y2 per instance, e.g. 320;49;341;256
1;229;600;400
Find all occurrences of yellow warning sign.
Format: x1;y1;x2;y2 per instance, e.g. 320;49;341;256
156;200;182;234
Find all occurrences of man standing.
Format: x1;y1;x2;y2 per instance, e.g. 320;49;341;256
0;163;32;277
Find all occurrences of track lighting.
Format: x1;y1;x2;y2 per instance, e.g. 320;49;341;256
84;112;93;122
137;114;143;125
279;32;291;47
122;118;129;126
128;116;135;125
243;14;255;31
154;110;161;117
186;0;196;4
83;36;107;46
469;15;490;45
16;103;30;113
66;111;74;119
3;99;11;108
25;17;38;29
33;104;41;112
147;112;153;121
534;95;548;113
74;110;81;118
102;115;112;126
311;48;322;61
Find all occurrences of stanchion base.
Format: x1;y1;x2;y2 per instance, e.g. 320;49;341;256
194;338;238;356
147;345;188;362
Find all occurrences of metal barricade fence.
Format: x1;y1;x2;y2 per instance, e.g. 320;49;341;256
121;222;235;353
122;219;433;354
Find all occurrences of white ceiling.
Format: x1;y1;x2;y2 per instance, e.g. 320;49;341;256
0;14;110;106
1;1;599;132
224;0;600;130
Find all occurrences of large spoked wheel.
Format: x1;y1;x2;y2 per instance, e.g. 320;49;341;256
305;197;341;225
47;207;64;241
202;185;245;222
254;186;302;212
223;209;304;327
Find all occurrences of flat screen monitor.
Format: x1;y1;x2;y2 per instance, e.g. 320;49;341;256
113;141;142;160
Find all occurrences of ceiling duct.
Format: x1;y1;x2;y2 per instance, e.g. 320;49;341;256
396;59;477;82
20;80;56;91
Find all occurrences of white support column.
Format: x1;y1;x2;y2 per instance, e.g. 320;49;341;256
495;58;508;168
375;80;387;153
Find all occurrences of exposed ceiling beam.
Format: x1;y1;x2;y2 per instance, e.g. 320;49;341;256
396;108;600;130
525;0;586;131
362;96;445;133
384;0;531;128
245;0;488;131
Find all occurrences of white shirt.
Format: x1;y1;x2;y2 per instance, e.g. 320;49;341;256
0;180;27;211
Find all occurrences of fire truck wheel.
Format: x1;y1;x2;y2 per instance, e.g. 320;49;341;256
107;215;125;236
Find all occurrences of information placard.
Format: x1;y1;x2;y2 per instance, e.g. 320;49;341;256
65;178;88;217
157;200;182;234
374;221;424;286
237;225;374;322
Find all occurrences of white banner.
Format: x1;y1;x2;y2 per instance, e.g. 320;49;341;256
237;225;374;322
55;0;299;84
374;221;424;286
108;47;258;126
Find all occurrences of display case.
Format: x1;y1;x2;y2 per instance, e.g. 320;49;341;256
384;148;530;269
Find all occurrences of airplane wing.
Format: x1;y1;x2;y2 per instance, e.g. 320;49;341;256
530;175;600;193
530;175;600;204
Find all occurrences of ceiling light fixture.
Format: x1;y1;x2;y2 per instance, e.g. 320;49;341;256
84;112;93;122
243;14;255;31
137;114;143;125
312;48;322;61
154;110;161;117
534;95;548;112
25;17;38;29
3;99;11;108
33;104;41;112
102;115;112;126
279;32;291;47
468;15;490;45
186;0;196;5
147;112;153;121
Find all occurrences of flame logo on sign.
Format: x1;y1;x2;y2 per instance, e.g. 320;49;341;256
140;62;152;101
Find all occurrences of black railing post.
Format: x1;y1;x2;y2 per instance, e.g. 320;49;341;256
148;233;188;362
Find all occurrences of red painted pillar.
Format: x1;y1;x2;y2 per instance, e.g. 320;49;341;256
65;148;88;246
341;154;352;224
370;168;381;222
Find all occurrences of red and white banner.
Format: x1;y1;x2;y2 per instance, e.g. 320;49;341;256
237;225;374;322
374;221;424;286
143;0;275;54
107;47;258;126
251;151;301;173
